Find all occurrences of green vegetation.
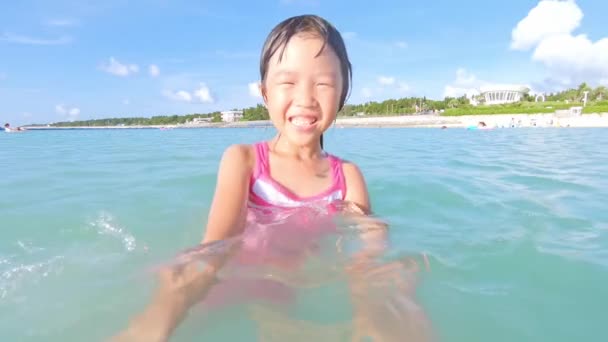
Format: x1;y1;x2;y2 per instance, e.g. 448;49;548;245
52;112;222;127
48;83;608;127
583;101;608;114
242;104;270;121
342;82;608;117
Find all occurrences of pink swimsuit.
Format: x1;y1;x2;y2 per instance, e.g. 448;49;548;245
200;142;348;310
240;141;348;263
248;141;347;213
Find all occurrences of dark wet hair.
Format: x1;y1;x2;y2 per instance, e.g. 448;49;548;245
259;14;352;149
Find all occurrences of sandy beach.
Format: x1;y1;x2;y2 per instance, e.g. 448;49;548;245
21;112;608;130
332;112;608;128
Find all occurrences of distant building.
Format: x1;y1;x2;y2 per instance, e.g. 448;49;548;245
191;117;212;124
479;85;530;105
221;110;243;122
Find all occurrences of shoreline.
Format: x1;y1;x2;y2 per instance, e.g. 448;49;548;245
21;112;608;130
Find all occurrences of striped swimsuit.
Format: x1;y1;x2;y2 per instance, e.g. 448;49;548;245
200;142;348;310
247;141;347;212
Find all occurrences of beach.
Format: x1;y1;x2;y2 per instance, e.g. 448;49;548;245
21;112;608;130
334;112;608;128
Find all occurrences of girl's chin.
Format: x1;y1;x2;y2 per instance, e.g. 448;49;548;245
280;131;322;147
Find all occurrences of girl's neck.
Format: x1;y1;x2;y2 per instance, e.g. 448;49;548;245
269;135;325;160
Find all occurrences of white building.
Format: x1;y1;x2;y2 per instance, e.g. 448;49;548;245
221;110;243;122
479;85;530;105
191;117;212;124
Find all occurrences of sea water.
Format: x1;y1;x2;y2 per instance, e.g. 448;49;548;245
1;127;607;341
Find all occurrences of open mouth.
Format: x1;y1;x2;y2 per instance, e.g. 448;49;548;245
289;116;318;128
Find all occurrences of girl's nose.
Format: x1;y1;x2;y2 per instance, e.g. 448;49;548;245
293;82;317;108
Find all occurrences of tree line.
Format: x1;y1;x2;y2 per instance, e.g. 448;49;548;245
47;83;608;126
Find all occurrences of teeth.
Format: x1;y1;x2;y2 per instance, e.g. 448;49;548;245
291;117;315;126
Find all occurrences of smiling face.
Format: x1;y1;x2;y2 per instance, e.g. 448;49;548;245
261;33;344;148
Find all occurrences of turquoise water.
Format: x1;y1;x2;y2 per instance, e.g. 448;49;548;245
1;127;607;341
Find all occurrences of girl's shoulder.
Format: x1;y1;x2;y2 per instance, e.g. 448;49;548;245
217;143;256;176
335;157;364;180
329;156;370;214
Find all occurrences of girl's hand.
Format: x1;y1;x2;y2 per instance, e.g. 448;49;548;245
348;257;433;342
109;256;224;342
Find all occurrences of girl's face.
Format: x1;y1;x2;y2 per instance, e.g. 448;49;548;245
261;33;343;149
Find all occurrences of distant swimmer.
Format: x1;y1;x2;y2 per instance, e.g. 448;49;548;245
477;121;493;130
4;123;26;132
467;121;493;130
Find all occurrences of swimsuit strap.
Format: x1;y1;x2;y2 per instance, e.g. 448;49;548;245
252;141;270;180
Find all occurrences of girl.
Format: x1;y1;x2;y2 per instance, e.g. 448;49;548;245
112;15;430;342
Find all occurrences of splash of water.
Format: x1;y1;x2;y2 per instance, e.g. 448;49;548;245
0;245;64;301
88;211;137;252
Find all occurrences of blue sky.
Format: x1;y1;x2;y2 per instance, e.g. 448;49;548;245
1;0;607;125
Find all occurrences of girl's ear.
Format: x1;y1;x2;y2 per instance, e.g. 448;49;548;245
259;82;268;105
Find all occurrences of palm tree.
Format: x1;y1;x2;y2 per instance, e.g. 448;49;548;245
591;86;607;101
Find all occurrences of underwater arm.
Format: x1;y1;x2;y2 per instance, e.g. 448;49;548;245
342;161;388;260
110;145;253;342
341;162;433;341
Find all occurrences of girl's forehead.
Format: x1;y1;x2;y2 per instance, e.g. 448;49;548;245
267;39;339;69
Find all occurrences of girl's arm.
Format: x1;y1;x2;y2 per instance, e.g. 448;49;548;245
202;144;254;244
342;161;387;260
341;161;433;341
110;144;254;342
342;161;371;215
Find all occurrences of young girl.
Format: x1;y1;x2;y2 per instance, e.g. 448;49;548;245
112;15;430;342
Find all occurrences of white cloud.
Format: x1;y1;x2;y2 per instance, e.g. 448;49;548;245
193;83;214;103
511;0;608;87
442;68;483;98
123;99;130;105
532;33;608;79
163;83;215;104
361;87;373;99
148;64;160;77
55;104;80;121
510;0;582;51
0;32;72;45
443;85;479;98
99;57;139;77
69;108;80;116
248;82;262;98
443;68;536;98
377;76;396;86
163;90;192;102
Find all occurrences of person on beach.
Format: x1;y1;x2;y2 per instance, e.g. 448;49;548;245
112;14;432;342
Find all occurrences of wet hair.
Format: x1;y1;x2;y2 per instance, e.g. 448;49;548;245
259;14;352;149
